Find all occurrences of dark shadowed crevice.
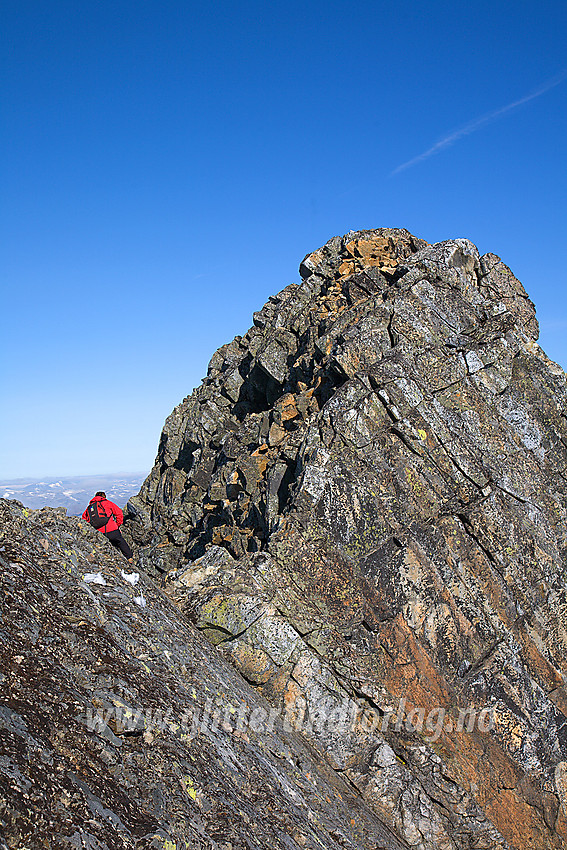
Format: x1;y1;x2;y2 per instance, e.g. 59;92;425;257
173;439;199;472
278;461;299;515
233;363;283;421
316;367;349;408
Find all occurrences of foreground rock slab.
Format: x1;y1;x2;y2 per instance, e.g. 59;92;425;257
0;500;407;849
125;230;567;849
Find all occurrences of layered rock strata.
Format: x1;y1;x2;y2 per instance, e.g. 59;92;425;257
0;499;408;849
126;229;567;849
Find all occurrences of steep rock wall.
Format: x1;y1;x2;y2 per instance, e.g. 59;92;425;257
125;230;567;849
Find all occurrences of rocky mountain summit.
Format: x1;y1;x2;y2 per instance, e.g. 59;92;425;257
2;229;567;850
124;229;567;849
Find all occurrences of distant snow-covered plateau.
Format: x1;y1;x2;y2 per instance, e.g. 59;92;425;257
0;473;147;514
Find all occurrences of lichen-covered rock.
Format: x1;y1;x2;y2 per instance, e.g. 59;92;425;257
0;499;409;849
126;229;567;849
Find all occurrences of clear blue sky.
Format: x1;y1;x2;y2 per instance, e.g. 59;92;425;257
2;0;566;479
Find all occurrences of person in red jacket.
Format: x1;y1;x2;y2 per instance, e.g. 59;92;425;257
82;491;134;561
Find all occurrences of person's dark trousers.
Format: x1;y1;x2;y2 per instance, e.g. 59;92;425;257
104;529;134;560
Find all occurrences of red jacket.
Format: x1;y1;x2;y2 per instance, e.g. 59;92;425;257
82;496;123;533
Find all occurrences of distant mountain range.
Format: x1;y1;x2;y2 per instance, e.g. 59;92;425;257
0;473;147;515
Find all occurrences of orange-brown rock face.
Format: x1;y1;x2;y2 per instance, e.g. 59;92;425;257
126;230;567;849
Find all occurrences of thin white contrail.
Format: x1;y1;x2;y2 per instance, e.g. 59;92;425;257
392;71;567;175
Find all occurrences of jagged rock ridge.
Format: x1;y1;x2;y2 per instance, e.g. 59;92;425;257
127;229;428;563
125;229;567;850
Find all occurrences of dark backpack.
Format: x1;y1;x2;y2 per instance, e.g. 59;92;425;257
86;501;112;529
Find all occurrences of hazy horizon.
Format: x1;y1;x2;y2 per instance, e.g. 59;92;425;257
0;471;149;484
1;471;148;514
